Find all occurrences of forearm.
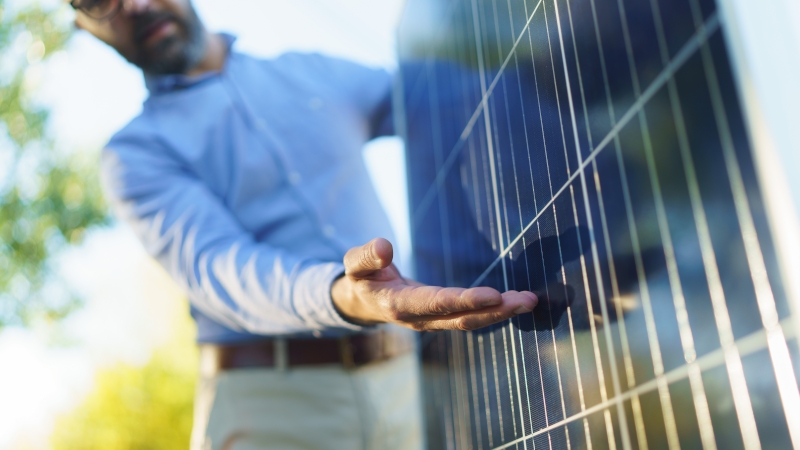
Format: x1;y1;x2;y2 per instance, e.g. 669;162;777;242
104;148;364;335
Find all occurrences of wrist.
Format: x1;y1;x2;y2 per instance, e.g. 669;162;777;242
331;275;380;326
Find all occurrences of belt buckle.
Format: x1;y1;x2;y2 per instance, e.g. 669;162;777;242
338;337;356;369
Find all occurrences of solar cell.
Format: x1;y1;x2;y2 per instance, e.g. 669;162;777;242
396;0;800;448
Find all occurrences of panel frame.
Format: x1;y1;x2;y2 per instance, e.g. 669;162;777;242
715;0;800;340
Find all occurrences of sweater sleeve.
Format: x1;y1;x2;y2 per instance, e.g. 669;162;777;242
101;135;364;335
301;52;395;138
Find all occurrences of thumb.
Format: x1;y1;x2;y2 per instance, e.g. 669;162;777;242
344;238;394;278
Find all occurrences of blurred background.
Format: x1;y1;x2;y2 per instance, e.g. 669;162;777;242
0;0;409;447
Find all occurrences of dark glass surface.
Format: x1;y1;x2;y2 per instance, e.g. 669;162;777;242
397;0;800;448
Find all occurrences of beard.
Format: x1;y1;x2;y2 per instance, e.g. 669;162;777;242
129;5;206;75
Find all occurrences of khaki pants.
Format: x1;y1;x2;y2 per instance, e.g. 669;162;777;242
191;350;423;450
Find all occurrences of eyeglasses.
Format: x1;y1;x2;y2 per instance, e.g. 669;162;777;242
70;0;122;21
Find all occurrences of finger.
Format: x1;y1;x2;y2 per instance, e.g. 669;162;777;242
344;238;393;278
411;291;538;331
390;286;504;319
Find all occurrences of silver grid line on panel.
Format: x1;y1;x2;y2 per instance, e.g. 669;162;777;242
490;318;797;450
412;0;545;227
650;3;761;448
460;11;724;449
686;1;800;446
566;10;652;439
469;13;720;289
403;0;800;448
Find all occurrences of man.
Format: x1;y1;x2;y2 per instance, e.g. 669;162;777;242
73;0;539;448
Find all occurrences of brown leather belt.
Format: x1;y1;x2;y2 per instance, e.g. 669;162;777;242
203;330;413;372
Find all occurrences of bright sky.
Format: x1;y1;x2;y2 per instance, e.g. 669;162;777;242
0;1;408;446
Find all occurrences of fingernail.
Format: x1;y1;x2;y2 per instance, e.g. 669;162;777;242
526;292;539;305
513;305;533;315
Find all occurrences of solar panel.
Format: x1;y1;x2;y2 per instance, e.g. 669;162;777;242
395;0;800;448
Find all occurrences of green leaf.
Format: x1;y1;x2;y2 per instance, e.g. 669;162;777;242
0;1;109;329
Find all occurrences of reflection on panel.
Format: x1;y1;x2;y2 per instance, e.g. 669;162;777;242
396;0;800;448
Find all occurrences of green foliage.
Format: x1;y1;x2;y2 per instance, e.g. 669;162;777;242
50;307;198;449
0;0;109;328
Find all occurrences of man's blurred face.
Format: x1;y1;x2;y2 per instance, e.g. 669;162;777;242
75;0;206;75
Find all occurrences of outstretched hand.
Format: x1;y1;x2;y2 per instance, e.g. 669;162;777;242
331;238;538;331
